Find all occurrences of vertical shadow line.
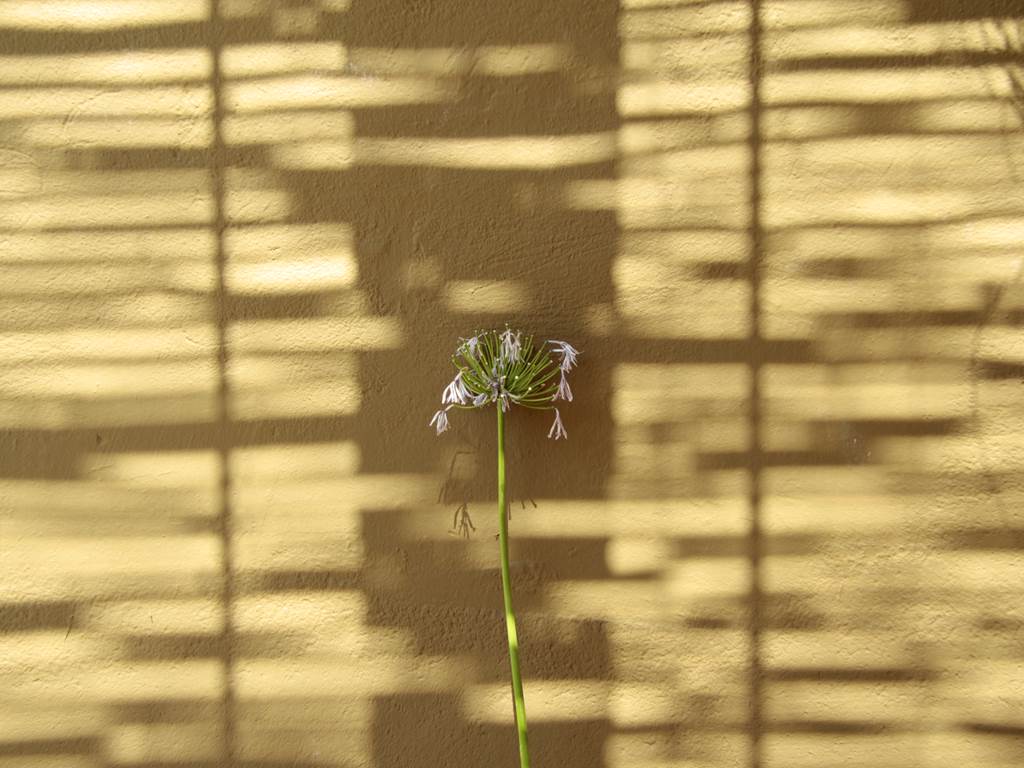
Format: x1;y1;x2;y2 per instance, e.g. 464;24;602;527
208;1;237;764
746;1;765;768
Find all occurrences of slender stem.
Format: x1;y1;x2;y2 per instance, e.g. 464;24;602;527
497;406;530;768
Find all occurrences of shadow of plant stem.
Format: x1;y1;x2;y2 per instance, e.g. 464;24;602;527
447;497;538;540
449;503;476;539
438;447;537;539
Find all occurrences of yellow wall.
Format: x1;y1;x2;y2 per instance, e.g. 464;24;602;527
1;1;1023;766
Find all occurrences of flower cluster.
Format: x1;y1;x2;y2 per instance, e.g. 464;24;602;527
430;328;579;439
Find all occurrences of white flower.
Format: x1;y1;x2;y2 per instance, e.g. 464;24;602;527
547;339;579;372
547;408;567;440
554;370;573;402
500;327;522;361
442;371;470;405
430;329;578;438
429;407;451;435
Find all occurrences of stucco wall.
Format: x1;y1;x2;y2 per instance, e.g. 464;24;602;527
1;1;1023;767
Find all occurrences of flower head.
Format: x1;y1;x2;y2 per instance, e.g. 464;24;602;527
429;328;580;439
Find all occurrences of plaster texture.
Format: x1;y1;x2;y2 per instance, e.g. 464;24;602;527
1;1;1023;767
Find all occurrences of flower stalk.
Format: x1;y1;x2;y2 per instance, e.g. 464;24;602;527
429;327;579;768
497;404;530;768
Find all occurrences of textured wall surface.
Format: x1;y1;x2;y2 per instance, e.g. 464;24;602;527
1;1;1023;767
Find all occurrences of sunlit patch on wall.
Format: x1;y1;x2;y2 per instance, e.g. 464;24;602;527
761;277;978;339
465;680;607;722
401;256;443;291
81;450;220;487
761;0;909;31
0;149;40;198
230;446;434;577
610;364;749;499
547;580;673;621
4;359;216;401
605;537;672;576
3;257;214;296
224;169;293;224
566;177;750;230
0;708;94;761
232;511;366;579
88;659;225;701
620;1;752;38
234;592;367;653
763;465;958;534
764;731;921;768
223;110;354;145
763;363;973;421
1;228;217;264
235;653;465;699
355;133;618;169
0;49;210;85
0;184;217;230
221;43;347;78
0;483;213;547
445;280;531;313
766;20;986;60
229;316;403;354
763;104;867;141
231;442;360;481
620;114;750;156
471;44;573;76
347;44;571;77
624;229;748;265
765;66;1014;105
613;257;751;338
270;140;353;169
2;531;221;601
224;75;456;113
228;350;360;420
108;721;221;764
618;80;750;117
624;35;749;77
0;83;211;120
877;433;1024;476
25;117;212;149
614;364;749;426
930;216;1024;253
0;0;207;30
89;597;224;636
667;557;752;599
623;142;749;181
225;224;356;294
0;327;218;428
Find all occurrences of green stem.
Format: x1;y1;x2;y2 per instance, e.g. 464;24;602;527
497;406;530;768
